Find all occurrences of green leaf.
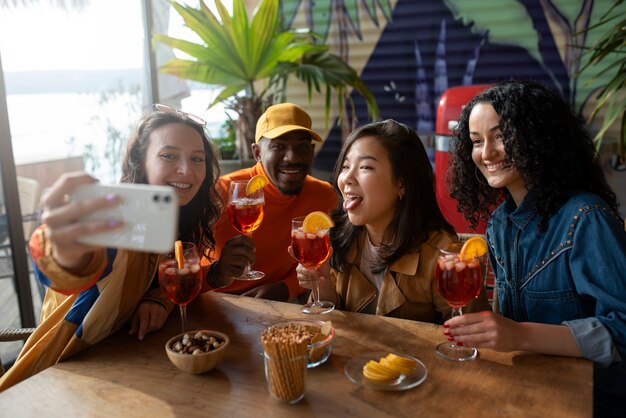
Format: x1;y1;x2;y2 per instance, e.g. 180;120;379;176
362;0;379;26
443;0;542;65
249;0;281;76
280;0;302;30
310;0;332;42
152;34;208;61
376;0;393;22
159;59;241;86
344;0;362;39
209;83;249;108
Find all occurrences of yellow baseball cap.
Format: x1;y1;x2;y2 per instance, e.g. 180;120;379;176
255;103;323;143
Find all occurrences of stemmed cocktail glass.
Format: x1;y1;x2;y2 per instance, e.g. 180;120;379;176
291;216;334;314
158;242;203;332
434;244;483;361
227;180;265;280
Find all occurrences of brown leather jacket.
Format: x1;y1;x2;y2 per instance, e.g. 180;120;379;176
330;230;491;324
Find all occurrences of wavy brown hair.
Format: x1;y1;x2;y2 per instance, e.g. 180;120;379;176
120;111;222;257
449;80;621;229
330;119;454;273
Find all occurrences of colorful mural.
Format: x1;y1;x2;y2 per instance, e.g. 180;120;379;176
281;0;624;171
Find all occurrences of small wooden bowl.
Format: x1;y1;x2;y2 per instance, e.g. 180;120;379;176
165;330;229;374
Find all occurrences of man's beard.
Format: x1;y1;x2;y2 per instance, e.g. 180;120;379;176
277;184;302;196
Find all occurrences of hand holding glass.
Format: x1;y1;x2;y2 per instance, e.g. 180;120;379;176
434;244;483;361
227;180;265;280
158;242;203;333
291;216;334;314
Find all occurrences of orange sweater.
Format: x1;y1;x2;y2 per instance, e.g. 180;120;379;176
208;163;337;299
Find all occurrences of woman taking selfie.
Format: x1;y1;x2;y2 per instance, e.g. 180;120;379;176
446;80;626;416
0;105;221;391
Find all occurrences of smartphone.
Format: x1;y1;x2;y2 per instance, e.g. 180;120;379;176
71;183;179;253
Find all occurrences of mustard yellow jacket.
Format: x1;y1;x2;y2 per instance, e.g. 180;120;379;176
0;227;173;392
330;230;491;323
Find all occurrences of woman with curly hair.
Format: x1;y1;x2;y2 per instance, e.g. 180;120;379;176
446;80;626;416
0;106;222;391
294;119;489;321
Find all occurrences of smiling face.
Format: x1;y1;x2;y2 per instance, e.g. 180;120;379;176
252;130;315;195
337;136;404;245
469;102;527;205
144;122;207;206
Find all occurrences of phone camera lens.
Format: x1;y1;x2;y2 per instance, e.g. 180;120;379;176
153;194;160;202
164;195;171;203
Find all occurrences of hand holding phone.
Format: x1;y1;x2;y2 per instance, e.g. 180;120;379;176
71;183;179;253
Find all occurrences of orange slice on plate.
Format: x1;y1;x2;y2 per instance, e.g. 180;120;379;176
302;211;334;234
246;175;268;195
174;240;184;269
459;236;488;262
385;353;417;370
363;360;400;381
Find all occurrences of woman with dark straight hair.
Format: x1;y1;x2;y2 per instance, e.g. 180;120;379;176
294;119;489;321
446;80;626;417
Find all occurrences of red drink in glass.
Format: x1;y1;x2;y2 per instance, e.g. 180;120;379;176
434;246;484;362
227;200;264;234
435;259;482;309
291;229;331;269
226;180;266;281
158;259;203;306
158;241;202;332
291;215;335;315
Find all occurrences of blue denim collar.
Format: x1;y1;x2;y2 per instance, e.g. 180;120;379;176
501;193;538;230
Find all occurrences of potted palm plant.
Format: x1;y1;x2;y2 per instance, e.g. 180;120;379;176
153;0;379;161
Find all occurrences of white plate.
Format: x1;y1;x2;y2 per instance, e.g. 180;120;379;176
344;351;428;391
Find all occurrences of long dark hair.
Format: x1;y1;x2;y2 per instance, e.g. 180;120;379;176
120;111;222;257
449;80;621;228
330;119;454;273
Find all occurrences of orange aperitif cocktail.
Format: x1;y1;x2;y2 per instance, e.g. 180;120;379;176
434;238;486;362
227;178;267;280
227;201;264;234
291;228;331;269
292;213;335;314
158;241;203;332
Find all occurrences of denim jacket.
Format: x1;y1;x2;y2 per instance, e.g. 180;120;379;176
487;192;626;366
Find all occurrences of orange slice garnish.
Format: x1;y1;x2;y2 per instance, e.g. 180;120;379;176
302;211;334;234
246;175;268;195
174;240;184;269
385;353;418;370
363;360;399;381
459;236;488;262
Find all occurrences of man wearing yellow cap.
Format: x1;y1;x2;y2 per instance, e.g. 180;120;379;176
206;103;337;301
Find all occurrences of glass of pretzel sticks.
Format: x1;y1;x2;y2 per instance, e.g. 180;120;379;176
261;324;309;404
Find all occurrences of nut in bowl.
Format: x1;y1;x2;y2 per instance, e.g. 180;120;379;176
269;320;334;368
165;330;229;374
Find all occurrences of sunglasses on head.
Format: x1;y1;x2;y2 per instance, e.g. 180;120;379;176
152;103;207;126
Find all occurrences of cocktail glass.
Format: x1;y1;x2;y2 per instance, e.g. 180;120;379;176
291;216;334;314
158;242;203;333
435;244;484;361
227;180;265;280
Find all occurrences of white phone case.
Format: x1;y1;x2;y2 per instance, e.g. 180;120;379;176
72;183;179;253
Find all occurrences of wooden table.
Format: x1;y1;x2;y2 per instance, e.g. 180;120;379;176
0;293;592;417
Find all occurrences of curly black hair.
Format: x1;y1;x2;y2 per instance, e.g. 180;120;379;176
449;80;620;229
120;110;222;258
330;119;454;273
